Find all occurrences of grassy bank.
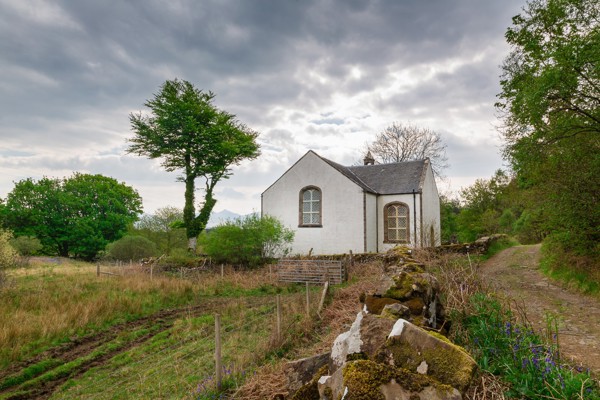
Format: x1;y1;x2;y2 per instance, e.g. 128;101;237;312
539;240;600;297
0;259;298;368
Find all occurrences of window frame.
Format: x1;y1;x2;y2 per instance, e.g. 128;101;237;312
383;201;410;243
298;186;323;228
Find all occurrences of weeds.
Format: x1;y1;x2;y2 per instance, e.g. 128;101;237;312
539;240;600;297
461;294;599;399
196;365;249;399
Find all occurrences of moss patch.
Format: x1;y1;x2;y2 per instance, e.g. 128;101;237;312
290;364;328;400
402;297;425;314
342;360;455;400
364;295;401;314
381;332;476;391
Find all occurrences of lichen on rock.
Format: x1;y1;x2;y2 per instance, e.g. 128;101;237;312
380;319;477;392
339;360;461;400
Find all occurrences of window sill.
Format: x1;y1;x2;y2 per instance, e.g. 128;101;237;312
298;224;323;228
383;241;410;244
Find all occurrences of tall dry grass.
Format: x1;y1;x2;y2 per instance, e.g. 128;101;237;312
0;260;278;367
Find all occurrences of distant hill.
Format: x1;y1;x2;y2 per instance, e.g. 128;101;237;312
206;209;242;228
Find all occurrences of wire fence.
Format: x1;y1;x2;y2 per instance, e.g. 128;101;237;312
59;285;327;400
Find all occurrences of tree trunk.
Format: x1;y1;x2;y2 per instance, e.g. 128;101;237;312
188;237;197;252
192;185;218;251
183;174;196;251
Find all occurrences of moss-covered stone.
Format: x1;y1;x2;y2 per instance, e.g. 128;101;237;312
290;364;329;400
402;297;426;314
340;360;460;400
379;320;477;392
380;303;410;320
364;295;401;314
384;272;415;300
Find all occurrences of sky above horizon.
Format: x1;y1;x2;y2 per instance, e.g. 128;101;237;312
0;0;525;216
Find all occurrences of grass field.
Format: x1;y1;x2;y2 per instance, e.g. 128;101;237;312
0;258;326;399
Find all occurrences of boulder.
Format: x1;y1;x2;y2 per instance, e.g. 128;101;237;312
318;360;462;400
380;303;411;320
285;353;330;395
378;319;477;392
329;311;395;373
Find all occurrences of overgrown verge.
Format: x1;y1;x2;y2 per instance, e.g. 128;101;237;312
425;245;600;399
539;238;600;297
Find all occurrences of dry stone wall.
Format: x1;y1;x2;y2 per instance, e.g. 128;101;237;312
286;246;478;400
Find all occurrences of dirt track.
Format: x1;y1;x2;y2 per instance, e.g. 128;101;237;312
479;244;600;375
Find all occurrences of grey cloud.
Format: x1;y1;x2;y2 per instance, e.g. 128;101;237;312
0;0;526;212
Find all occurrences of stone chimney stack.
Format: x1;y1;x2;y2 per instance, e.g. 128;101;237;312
363;151;375;165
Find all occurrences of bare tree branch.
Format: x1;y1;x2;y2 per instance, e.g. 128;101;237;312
363;122;449;179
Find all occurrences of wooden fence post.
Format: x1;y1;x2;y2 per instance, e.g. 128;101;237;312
276;294;281;341
306;281;310;316
317;281;329;317
220;264;224;278
150;264;153;281
96;264;100;277
215;314;222;390
180;267;184;280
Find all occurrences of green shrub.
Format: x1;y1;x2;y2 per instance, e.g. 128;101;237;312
105;235;158;262
199;214;294;267
161;248;198;268
9;236;42;257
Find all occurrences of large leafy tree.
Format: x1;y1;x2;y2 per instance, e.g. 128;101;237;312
363;122;449;178
128;79;260;250
497;0;599;254
2;174;142;260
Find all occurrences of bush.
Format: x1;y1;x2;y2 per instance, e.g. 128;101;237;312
9;236;42;257
105;235;159;262
199;214;294;267
0;230;19;287
161;248;198;268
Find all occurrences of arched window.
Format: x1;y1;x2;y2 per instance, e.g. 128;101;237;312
299;186;322;227
384;202;409;243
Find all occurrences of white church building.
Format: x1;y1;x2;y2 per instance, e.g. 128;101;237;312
261;150;441;255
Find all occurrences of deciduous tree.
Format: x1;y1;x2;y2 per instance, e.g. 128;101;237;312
128;79;260;250
497;0;599;255
363;122;448;178
3;174;142;260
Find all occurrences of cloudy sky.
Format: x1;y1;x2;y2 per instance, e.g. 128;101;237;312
0;0;525;216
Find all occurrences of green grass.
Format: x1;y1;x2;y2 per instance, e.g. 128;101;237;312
539;241;600;297
459;294;599;399
1;258;320;400
476;236;520;261
50;301;281;399
0;261;288;368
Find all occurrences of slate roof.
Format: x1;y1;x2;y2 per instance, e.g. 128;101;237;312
318;153;428;194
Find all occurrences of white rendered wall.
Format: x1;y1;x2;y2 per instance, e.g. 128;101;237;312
377;193;419;252
262;152;365;255
365;193;378;253
420;164;441;246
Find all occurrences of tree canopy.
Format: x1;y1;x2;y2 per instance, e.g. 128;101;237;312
363;122;449;178
1;174;142;260
497;0;599;255
128;79;260;249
